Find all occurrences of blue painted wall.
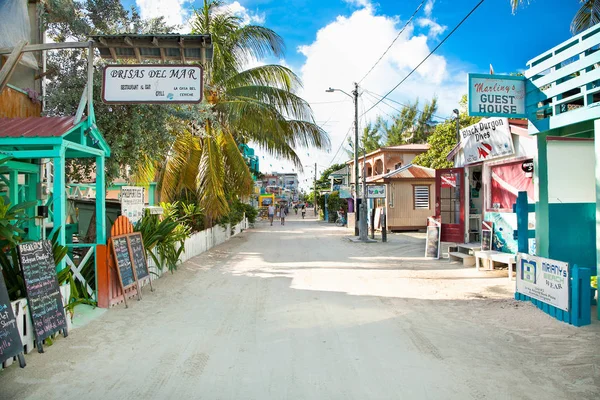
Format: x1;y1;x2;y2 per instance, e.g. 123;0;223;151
548;203;596;269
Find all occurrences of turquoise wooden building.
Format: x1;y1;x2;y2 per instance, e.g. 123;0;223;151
0;110;110;275
524;24;600;319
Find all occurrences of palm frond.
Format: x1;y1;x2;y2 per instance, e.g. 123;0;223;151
197;126;228;221
225;85;313;121
223;65;301;92
571;0;600;35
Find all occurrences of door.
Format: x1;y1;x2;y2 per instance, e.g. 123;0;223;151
435;167;465;243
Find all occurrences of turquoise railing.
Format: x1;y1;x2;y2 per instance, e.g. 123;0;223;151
525;24;600;132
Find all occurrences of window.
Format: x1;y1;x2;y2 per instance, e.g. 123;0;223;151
414;185;430;209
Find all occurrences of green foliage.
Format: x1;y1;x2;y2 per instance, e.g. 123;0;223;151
383;97;438;145
241;203;258;224
315;163;346;191
413;95;481;169
346;118;385;156
218;198;248;227
42;0;180;184
510;0;600;36
0;197;36;245
135;204;190;273
326;191;346;222
176;202;205;234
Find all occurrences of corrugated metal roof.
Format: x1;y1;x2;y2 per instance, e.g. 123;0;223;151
381;144;430;151
0;116;82;138
383;164;435;180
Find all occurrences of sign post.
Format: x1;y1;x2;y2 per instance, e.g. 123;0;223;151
367;185;386;198
459;117;515;165
468;73;526;118
516;254;570;312
120;186;145;225
102;65;203;104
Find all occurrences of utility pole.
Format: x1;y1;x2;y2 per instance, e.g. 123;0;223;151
359;139;368;241
313;162;317;216
353;82;360;236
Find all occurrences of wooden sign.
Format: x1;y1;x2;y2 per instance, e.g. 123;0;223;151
482;221;493;251
110;232;153;307
128;233;153;292
425;217;441;259
110;235;138;307
17;241;68;353
0;275;26;367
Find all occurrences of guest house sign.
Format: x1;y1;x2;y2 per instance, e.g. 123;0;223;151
468;73;526;118
460;117;515;165
103;65;203;104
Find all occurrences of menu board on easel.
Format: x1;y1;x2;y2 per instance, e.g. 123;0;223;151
111;234;139;307
0;275;26;368
481;221;493;251
128;233;153;292
425;217;441;259
17;240;68;353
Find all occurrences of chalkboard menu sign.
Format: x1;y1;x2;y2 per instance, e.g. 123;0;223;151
0;275;26;367
425;217;441;259
18;240;68;352
129;233;149;281
111;236;136;288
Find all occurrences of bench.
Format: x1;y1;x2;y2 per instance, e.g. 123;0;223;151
474;250;516;280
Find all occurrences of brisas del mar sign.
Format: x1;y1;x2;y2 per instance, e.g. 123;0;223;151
468;73;526;118
102;65;203;104
460;117;514;165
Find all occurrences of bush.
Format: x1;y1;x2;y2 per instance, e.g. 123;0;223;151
241;203;258;223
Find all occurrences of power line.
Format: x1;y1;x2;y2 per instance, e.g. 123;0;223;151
363;89;450;121
327;123;354;167
361;0;486;117
358;0;426;84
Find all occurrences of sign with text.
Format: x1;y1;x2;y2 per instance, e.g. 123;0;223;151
460;117;515;165
468;73;526;118
102;65;203;104
516;254;569;311
0;276;26;367
121;186;145;225
367;185;386;198
18;241;68;348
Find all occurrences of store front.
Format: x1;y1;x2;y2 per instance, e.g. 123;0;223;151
444;118;536;249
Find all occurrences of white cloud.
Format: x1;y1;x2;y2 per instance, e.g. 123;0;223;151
424;0;435;17
222;1;266;26
416;17;447;38
343;0;372;8
136;0;190;28
260;1;466;190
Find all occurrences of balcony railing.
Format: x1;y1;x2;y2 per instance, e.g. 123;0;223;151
526;24;600;132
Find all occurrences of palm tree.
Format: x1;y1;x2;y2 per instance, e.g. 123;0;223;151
511;0;600;35
141;0;329;225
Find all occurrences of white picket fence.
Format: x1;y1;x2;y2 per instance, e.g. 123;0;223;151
144;218;248;281
2;218;249;370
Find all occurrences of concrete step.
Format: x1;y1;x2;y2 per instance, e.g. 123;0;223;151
449;251;476;267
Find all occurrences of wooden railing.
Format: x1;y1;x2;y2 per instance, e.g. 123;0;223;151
526;24;600;131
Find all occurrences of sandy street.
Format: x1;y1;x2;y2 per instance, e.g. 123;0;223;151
1;212;599;400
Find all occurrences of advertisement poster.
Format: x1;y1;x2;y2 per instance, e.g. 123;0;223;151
516;254;569;311
460;117;515;165
121;186;145;224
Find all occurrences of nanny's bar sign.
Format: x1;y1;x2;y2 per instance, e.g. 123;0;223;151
468;73;526;118
103;65;203;104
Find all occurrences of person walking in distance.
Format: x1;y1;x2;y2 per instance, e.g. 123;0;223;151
268;203;275;226
301;204;306;219
280;205;287;225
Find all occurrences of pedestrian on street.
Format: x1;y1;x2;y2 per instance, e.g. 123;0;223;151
280;205;287;225
268;204;275;226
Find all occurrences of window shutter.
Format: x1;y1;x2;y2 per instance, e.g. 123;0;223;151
414;186;430;209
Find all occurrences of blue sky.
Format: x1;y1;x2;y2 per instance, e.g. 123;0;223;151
129;0;583;186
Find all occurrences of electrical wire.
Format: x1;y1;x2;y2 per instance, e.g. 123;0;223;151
358;0;426;84
361;0;486;117
363;89;450;121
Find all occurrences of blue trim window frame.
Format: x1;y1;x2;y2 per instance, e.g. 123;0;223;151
468;73;527;119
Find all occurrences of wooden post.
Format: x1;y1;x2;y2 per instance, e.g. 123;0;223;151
96;244;109;308
87;42;93;119
570;265;592;327
382;208;387;243
0;40;27;95
96;156;106;244
52;153;66;271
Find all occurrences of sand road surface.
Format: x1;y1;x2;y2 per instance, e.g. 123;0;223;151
1;213;599;399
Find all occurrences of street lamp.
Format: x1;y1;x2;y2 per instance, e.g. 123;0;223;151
326;83;367;240
453;109;460;143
